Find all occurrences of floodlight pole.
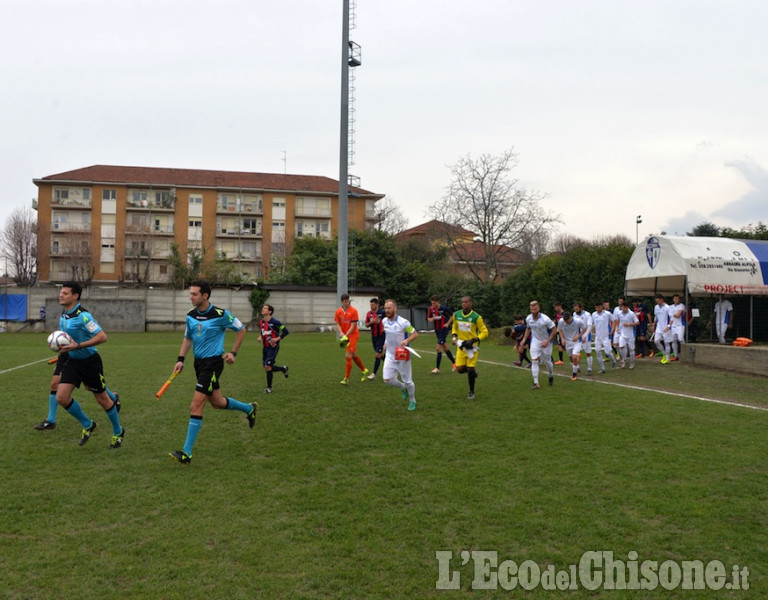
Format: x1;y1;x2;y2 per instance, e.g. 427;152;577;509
636;215;642;245
337;0;351;301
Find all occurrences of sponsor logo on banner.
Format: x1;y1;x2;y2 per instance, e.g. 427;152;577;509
646;237;661;269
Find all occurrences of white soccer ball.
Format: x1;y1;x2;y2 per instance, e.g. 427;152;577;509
47;330;72;352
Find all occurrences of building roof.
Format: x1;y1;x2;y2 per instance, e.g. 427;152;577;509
34;165;383;198
396;219;476;241
451;241;527;264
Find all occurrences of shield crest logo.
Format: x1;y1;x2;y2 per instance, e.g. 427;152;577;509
646;237;661;269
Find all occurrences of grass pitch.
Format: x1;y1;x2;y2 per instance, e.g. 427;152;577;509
1;331;767;599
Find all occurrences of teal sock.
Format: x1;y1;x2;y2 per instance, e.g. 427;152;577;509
105;405;122;435
65;400;92;428
47;393;59;423
226;397;251;414
105;387;117;402
183;416;202;456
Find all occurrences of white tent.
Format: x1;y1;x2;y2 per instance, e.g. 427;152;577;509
625;236;768;297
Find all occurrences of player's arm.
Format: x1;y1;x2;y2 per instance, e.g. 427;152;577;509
175;337;193;373
225;326;246;364
475;315;489;343
444;309;454;328
400;325;419;346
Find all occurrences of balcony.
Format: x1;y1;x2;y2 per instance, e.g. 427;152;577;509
126;195;176;210
51;197;92;209
216;228;262;237
126;224;175;235
216;201;263;214
295;206;332;218
52;222;91;232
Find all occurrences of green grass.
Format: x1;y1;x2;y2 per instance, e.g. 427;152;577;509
1;331;767;599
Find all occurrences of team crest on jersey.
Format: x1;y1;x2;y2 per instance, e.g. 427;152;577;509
646;237;661;269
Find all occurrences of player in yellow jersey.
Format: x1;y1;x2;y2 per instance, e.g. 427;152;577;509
451;296;489;400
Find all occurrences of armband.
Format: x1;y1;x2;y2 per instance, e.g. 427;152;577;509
231;351;238;357
177;355;185;363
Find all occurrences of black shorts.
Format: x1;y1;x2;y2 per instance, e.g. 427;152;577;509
435;327;450;345
53;352;70;377
371;334;385;354
262;345;280;367
59;353;106;393
194;356;224;396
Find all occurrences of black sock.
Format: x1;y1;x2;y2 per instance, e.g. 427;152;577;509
468;369;476;392
436;352;442;369
445;349;455;363
272;365;286;373
267;371;274;387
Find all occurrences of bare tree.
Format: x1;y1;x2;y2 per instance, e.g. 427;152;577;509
1;207;37;285
551;232;589;254
371;197;409;235
59;229;94;284
427;149;561;281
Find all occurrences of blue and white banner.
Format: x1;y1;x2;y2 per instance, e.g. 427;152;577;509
626;236;768;296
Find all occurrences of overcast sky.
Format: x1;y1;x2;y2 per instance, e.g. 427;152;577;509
2;0;767;247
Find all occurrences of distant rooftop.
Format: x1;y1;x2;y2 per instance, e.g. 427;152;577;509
35;164;383;198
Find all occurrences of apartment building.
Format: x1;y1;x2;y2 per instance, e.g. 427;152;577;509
33;165;383;284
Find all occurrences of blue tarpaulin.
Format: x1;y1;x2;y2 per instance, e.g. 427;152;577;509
0;294;27;321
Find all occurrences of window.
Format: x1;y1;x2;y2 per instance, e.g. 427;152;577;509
188;220;202;228
189;194;203;204
83;189;91;201
55;189;69;201
52;241;59;254
103;189;117;201
133;191;148;204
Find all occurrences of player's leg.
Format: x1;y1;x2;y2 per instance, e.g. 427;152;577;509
434;332;443;372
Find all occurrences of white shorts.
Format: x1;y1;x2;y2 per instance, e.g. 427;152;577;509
581;336;592;354
594;335;611;355
613;332;621;345
530;340;553;361
383;357;413;383
654;330;672;345
671;325;686;343
565;340;582;357
619;336;636;349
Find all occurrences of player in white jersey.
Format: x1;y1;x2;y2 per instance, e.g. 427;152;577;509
617;304;639;369
612;297;625;359
557;311;586;380
711;296;734;344
572;302;594;375
667;294;686;361
381;299;419;411
522;300;556;389
651;294;672;364
591;301;617;372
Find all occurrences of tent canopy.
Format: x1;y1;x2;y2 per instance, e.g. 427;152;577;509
625;236;768;297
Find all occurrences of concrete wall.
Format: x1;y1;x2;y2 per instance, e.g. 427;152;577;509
3;285;345;333
680;342;768;377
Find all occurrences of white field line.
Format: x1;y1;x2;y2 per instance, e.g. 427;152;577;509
0;357;52;375
427;351;768;413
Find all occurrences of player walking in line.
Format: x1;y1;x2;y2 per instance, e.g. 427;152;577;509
335;293;370;384
451;296;489;400
364;298;386;380
573;302;594;375
168;280;255;465
617;303;640;369
667;294;687;361
612;297;625;361
381;299;419;411
33;354;120;431
52;281;124;449
557;311;586;380
258;304;289;394
427;295;456;373
552;302;565;365
710;295;734;344
509;314;532;367
591;301;617;372
632;299;651;358
523;300;556;389
651;294;672;364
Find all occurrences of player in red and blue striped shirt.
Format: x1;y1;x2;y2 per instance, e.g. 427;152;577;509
428;295;456;373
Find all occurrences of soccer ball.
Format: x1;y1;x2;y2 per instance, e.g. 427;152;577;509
47;330;72;352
